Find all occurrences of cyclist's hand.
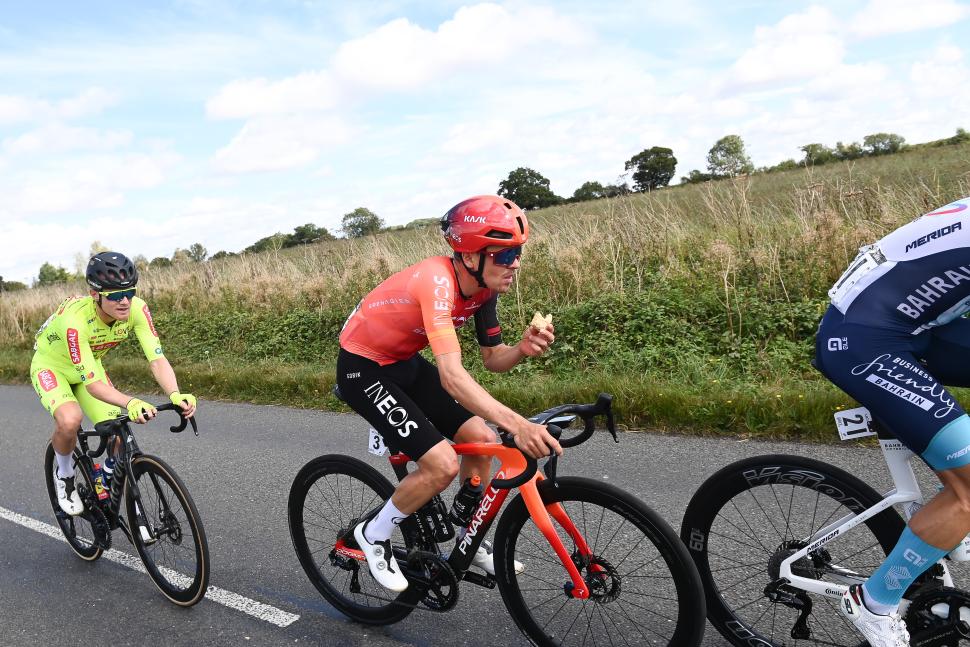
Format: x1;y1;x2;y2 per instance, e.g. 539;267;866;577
518;323;555;358
513;421;563;459
170;391;197;418
126;398;157;424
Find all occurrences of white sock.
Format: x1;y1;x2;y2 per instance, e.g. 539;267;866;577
365;500;407;543
55;451;74;478
862;584;897;615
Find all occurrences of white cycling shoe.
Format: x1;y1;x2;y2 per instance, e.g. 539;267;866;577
55;469;84;516
354;520;409;592
470;540;525;576
840;585;910;647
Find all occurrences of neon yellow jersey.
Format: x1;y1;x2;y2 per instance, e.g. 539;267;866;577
32;295;164;385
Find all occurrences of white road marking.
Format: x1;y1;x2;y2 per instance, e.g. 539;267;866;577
0;505;300;627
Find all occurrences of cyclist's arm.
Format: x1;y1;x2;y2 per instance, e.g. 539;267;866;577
84;379;141;409
436;351;561;457
149;356;196;417
479;323;555;372
129;297;165;362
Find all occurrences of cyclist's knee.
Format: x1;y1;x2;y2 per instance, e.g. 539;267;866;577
53;403;82;436
419;442;459;490
454;417;494;444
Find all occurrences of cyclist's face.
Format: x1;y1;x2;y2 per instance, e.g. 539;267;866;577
91;289;133;321
481;245;521;293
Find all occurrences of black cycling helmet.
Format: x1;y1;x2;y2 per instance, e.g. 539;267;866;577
86;252;138;291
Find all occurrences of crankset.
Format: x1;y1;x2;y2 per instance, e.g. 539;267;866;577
906;587;970;646
77;487;112;550
412;553;459;611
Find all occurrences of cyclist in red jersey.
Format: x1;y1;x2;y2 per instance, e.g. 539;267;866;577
337;195;561;591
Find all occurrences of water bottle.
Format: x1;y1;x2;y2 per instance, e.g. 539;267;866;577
103;456;115;488
92;463;109;501
449;475;484;527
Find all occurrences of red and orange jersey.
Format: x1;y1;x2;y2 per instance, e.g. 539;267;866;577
340;256;503;365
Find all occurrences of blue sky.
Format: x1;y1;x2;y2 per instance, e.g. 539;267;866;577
2;0;969;283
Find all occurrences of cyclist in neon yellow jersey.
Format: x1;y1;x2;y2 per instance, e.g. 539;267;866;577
30;252;197;516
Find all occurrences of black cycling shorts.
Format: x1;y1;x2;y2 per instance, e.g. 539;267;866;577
336;348;476;460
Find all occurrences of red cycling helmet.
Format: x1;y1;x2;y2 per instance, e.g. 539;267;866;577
440;195;529;253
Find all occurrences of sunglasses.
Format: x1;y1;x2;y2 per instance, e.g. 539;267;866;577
483;246;523;267
100;288;137;302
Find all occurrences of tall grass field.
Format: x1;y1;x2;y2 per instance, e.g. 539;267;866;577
4;142;970;440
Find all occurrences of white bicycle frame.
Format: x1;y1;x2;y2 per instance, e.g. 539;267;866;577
777;435;955;606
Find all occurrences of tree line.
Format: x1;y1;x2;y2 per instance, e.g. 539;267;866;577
11;126;969;290
496;127;970;209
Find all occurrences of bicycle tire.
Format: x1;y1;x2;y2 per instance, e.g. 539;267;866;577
288;454;421;625
124;453;210;606
680;454;906;646
493;476;706;647
44;441;104;561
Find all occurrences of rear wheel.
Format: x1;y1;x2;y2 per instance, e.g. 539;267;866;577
494;477;706;647
125;454;209;606
43;441;104;561
288;454;422;625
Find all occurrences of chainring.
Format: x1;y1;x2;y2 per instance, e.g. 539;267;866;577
419;554;459;611
86;503;112;551
905;586;970;647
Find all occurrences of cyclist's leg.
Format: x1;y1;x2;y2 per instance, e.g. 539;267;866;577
816;309;961;617
408;354;493;486
31;359;84;514
336;350;455;520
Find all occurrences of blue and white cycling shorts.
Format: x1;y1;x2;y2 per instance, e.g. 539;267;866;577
816;304;970;471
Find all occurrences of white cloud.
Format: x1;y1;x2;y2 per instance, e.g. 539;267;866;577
206;71;339;119
212;115;354;173
331;3;588;92
724;6;844;91
3;123;132;155
850;0;970;38
0;87;118;125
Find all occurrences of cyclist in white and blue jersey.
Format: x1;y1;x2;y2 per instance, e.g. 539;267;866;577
816;196;970;646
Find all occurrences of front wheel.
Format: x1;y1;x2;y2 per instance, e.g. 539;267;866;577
125;454;210;606
680;454;905;646
43;441;104;561
494;476;706;647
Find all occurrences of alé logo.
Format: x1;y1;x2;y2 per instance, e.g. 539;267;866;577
66;328;81;364
363;381;418;438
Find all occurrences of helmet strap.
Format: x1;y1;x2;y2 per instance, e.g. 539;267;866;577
453;252;488;294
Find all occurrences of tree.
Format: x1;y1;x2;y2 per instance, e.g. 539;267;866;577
37;262;72;286
187;243;208;262
341;208;384;238
287;223;335;247
571;181;607;202
624;147;677;191
171;248;192;264
863;132;906;156
497;167;562;210
132;254;149;272
149;256;173;268
0;279;26;292
765;159;800;173
209;250;237;261
707;135;754;178
800;143;836;166
680;170;713;184
245;233;290;253
949;127;970;145
835;141;864;161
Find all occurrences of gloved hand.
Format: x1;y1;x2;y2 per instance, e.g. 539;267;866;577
169;391;197;408
126;398;156;423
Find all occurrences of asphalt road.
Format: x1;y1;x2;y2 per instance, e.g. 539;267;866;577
0;384;951;646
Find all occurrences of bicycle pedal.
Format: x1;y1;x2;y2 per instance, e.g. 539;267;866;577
461;570;496;589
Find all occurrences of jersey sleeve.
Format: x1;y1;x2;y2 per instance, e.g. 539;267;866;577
473;294;503;347
62;313;107;384
130;297;165;362
414;270;462;357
